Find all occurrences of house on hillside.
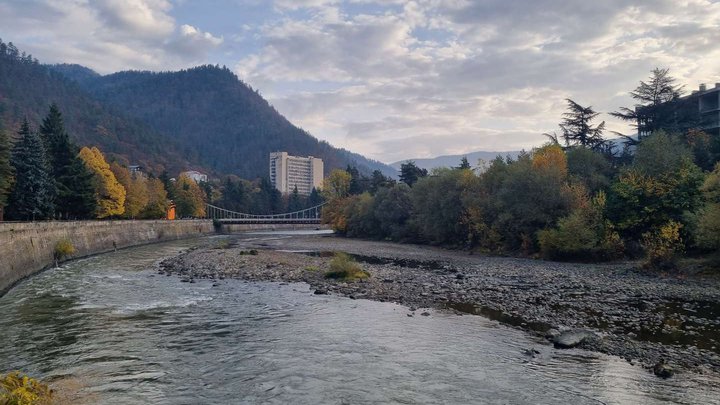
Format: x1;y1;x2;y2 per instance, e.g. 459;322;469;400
180;170;208;183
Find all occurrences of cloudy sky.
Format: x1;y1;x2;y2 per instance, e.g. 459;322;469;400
1;0;720;163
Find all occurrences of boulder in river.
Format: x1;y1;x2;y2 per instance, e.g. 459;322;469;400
653;359;674;379
553;329;595;349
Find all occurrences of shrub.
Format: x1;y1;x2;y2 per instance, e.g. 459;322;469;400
324;253;369;280
642;220;684;270
538;192;624;261
0;371;53;405
53;239;75;262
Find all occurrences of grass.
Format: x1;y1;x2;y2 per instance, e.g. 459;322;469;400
0;371;53;405
213;239;231;249
53;239;75;266
304;265;320;272
324;253;369;281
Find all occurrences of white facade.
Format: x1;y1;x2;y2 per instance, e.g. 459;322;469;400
180;170;208;183
269;152;323;195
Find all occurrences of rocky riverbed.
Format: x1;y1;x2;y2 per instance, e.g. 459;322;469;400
159;233;720;377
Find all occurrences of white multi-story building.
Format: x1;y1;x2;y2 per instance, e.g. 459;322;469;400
269;152;323;195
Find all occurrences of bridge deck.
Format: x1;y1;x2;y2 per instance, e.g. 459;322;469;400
216;218;322;225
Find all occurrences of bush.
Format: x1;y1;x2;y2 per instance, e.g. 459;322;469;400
642;220;684;270
324;253;369;280
0;371;53;405
53;239;75;262
538;192;624;261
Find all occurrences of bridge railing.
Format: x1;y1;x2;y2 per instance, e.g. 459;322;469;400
205;202;326;221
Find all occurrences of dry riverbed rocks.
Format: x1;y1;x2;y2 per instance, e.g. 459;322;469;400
159;235;720;377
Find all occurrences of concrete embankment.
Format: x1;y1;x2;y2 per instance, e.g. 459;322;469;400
0;220;325;294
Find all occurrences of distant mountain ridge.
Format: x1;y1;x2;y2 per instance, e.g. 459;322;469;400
51;63;396;178
391;150;521;171
0;39;395;179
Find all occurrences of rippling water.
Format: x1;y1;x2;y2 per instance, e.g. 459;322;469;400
1;238;719;404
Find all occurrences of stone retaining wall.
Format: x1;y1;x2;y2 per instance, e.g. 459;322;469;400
0;220;214;294
0;220;330;295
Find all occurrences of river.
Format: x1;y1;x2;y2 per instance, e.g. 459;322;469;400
0;236;718;404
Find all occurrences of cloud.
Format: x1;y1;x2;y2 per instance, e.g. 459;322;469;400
0;0;223;73
235;0;720;162
3;0;720;162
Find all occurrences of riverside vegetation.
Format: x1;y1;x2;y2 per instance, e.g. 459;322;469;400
321;69;720;272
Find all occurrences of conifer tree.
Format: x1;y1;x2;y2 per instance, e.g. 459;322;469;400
288;185;303;212
78;146;126;218
39;105;96;219
457;156;471;170
0;128;13;221
559;99;606;150
6;120;55;220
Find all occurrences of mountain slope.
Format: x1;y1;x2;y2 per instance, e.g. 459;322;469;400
0;44;188;173
62;64;396;178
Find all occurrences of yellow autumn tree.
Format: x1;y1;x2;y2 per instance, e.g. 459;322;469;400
322;169;351;200
142;178;169;219
110;162;149;219
173;174;206;218
78;147;126;218
532;143;568;179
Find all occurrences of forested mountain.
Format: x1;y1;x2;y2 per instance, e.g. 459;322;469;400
0;39;394;179
53;63;395;178
0;43;188;174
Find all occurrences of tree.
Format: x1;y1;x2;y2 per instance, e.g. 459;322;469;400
558;99;606;150
306;187;324;208
410;168;476;244
110;162;148;218
372;184;413;240
218;176;248;212
346;165;368;195
566;147;614;194
0;127;13;221
611;68;693;141
141;178;169;219
6;120;55;220
693;163;720;250
173;174;206;218
322;169;352;200
78;146;126;218
39;105;96;219
607;132;704;240
287;185;303;212
456;156;471;170
399;161;427;186
369;169;394;194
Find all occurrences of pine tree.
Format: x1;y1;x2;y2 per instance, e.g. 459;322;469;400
559;99;606;150
6;120;55;220
288;185;303;212
0;128;13;221
611;68;694;141
456;156;471;170
63;157;97;219
399;161;427;186
39;104;96;219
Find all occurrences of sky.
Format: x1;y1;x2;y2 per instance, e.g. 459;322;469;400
1;0;720;164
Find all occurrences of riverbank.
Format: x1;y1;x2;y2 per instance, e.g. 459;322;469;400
159;233;720;376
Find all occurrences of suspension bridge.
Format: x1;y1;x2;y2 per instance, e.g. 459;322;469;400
205;203;326;224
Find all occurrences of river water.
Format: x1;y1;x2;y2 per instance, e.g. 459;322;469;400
1;237;719;404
